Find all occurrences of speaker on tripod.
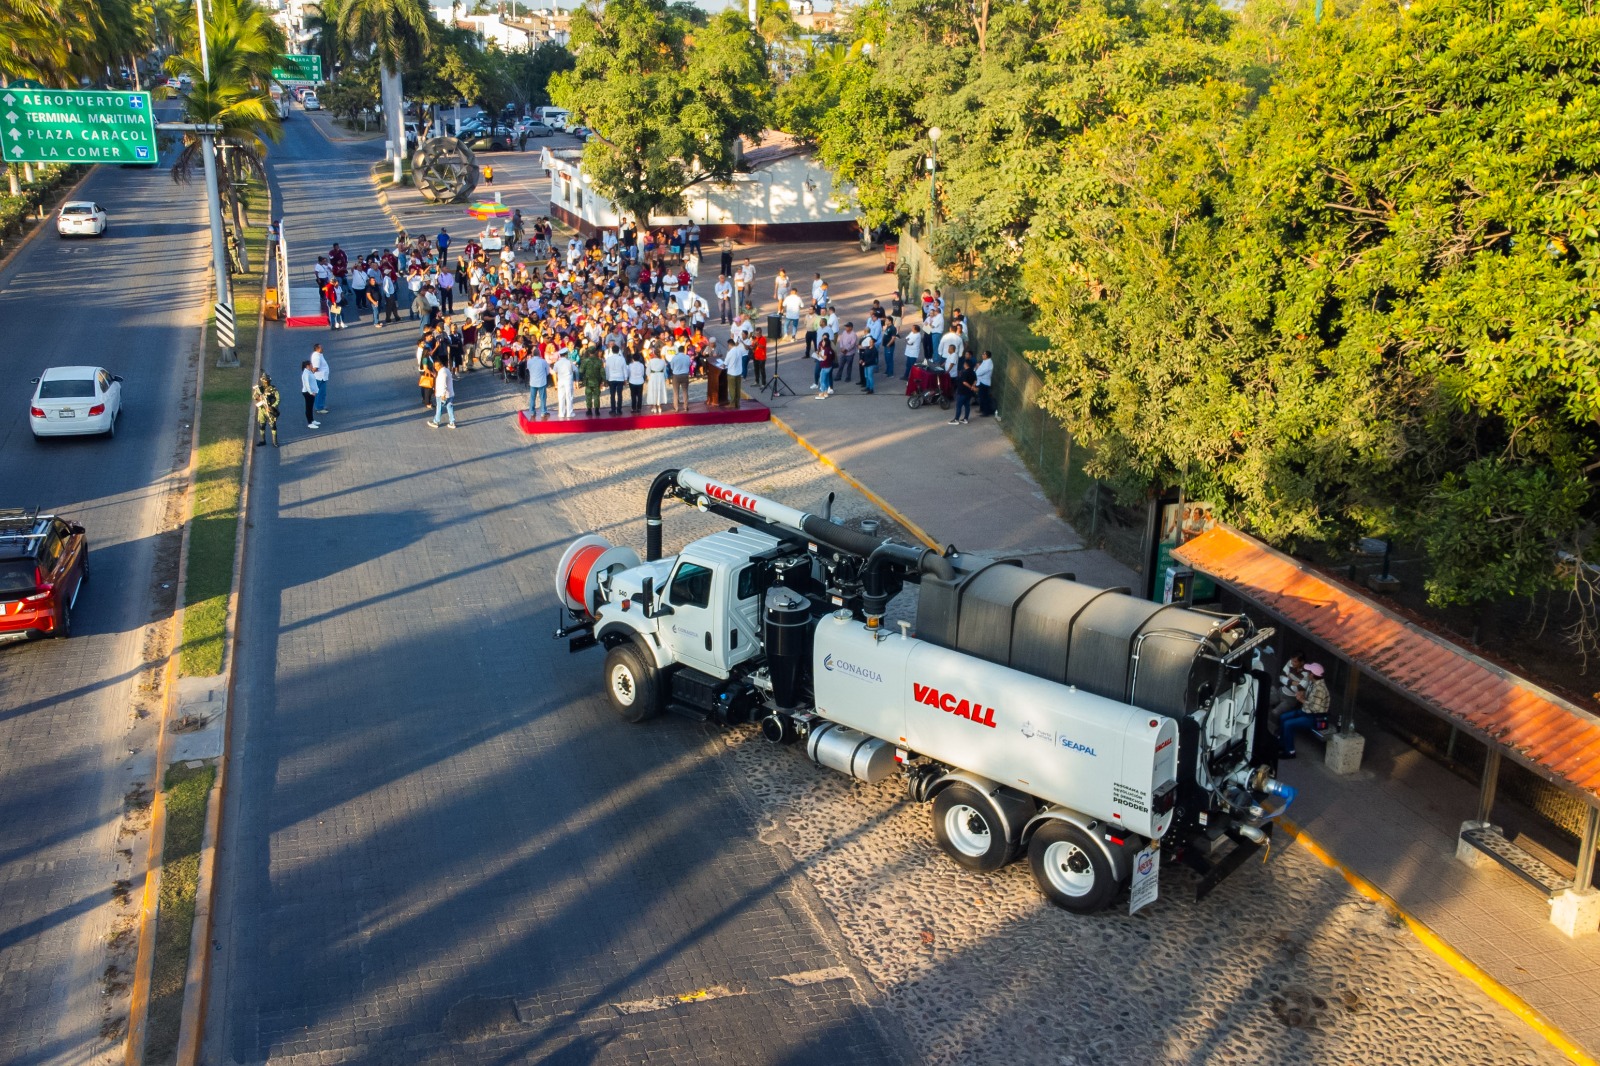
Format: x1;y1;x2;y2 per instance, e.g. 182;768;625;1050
767;354;797;400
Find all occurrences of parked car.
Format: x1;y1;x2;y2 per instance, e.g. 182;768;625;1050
464;125;516;151
30;366;123;439
516;120;556;139
0;509;88;641
177;73;192;91
569;126;596;142
56;201;107;238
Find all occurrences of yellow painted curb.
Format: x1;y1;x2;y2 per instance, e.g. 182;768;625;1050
768;415;942;552
1280;818;1596;1066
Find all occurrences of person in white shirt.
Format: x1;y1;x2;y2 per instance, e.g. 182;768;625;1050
300;360;320;429
714;275;733;324
309;344;330;413
604;346;628;415
428;360;456;428
938;329;964;374
926;308;946;358
738;260;756;305
902;326;923;379
314;257;332;309
625;352;647;413
552;350;576;419
724;338;747;408
810;273;825;306
782;289;803;340
975;349;996;417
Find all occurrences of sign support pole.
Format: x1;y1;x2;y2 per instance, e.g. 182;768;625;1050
196;0;236;367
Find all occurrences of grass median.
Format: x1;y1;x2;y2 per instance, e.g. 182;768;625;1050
179;224;262;677
143;762;216;1065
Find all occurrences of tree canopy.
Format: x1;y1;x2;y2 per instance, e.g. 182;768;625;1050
550;0;770;222
802;0;1600;625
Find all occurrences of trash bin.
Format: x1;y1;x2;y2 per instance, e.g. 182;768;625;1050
263;287;280;321
767;313;782;340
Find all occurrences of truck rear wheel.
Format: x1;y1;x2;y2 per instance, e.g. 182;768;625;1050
1028;821;1116;913
931;784;1015;872
603;643;660;723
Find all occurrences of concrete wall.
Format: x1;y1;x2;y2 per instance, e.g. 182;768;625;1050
543;151;860;241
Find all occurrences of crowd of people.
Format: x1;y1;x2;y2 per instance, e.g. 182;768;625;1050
304;216;1003;430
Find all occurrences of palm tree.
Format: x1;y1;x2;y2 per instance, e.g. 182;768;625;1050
304;0;347;75
339;0;431;185
168;0;284;270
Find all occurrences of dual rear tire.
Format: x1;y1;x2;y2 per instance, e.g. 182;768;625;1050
929;784;1118;913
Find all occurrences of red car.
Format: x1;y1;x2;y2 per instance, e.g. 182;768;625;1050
0;509;88;640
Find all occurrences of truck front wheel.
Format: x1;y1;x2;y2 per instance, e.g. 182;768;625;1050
1027;821;1116;913
603;643;661;723
931;784;1015;872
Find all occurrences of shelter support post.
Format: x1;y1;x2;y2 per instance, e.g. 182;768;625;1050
1550;805;1600;937
1457;749;1502;871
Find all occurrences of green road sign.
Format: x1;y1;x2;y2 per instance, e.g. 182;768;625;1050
273;54;323;84
0;88;158;165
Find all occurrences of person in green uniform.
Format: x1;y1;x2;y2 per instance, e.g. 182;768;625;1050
580;345;605;416
253;373;280;447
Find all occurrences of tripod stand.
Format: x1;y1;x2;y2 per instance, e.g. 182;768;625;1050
766;352;797;400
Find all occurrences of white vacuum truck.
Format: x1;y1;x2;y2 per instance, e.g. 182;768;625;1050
555;469;1295;913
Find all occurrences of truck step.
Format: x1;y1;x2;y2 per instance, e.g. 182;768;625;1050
1460;825;1573;898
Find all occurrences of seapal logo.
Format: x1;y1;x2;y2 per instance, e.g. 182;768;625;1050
704;482;757;513
823;654;882;683
1060;735;1098;757
912;683;996;728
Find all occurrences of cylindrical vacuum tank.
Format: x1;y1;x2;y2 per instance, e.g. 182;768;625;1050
764;586;812;710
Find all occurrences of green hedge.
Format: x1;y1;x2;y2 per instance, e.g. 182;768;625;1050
0;165;86;240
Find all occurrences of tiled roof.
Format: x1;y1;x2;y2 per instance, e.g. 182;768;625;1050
1174;526;1600;805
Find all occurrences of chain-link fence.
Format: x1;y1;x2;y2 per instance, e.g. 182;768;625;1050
898;237;1146;577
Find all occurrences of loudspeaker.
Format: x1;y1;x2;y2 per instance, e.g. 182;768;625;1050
767;313;783;340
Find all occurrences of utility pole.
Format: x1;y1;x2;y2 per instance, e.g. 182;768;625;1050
196;0;237;366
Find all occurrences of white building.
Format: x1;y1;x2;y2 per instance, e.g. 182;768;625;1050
541;132;860;241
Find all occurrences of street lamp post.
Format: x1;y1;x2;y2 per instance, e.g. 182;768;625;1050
926;126;941;238
195;0;236;365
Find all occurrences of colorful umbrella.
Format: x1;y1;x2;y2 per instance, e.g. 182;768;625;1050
467;201;511;220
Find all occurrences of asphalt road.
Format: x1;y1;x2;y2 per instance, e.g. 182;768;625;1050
0;142;209;1061
206;110;905;1065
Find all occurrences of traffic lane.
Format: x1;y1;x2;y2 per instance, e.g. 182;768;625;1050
0;154;206;1064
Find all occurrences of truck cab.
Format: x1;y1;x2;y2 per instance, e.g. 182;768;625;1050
600;529;775;678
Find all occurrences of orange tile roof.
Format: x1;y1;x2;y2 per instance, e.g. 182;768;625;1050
1174;526;1600;806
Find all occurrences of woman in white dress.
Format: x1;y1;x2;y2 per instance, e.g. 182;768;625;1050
644;349;670;413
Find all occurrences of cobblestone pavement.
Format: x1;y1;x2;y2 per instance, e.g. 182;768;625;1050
0;128;205;1063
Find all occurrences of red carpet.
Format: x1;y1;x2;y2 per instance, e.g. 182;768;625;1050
517;400;771;434
284;314;329;329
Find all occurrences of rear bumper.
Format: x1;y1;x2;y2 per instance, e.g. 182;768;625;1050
31;413;112;436
0;601;57;636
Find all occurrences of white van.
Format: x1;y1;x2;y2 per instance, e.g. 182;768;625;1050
535;107;570;130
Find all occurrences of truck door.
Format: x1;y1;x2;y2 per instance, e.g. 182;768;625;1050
665;558;728;677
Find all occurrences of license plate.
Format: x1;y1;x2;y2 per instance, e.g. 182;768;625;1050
58;409;75;418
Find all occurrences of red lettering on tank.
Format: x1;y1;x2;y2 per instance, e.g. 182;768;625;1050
910;684;998;729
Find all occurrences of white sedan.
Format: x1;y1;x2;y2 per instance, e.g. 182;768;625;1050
30;367;123;439
57;201;107;238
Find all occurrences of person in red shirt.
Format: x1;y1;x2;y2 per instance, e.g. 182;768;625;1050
750;333;768;388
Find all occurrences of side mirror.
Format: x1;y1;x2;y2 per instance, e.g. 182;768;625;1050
112;375;123;383
30;378;39;385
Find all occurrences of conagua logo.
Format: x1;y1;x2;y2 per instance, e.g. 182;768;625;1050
912;683;997;728
823;654;882;683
